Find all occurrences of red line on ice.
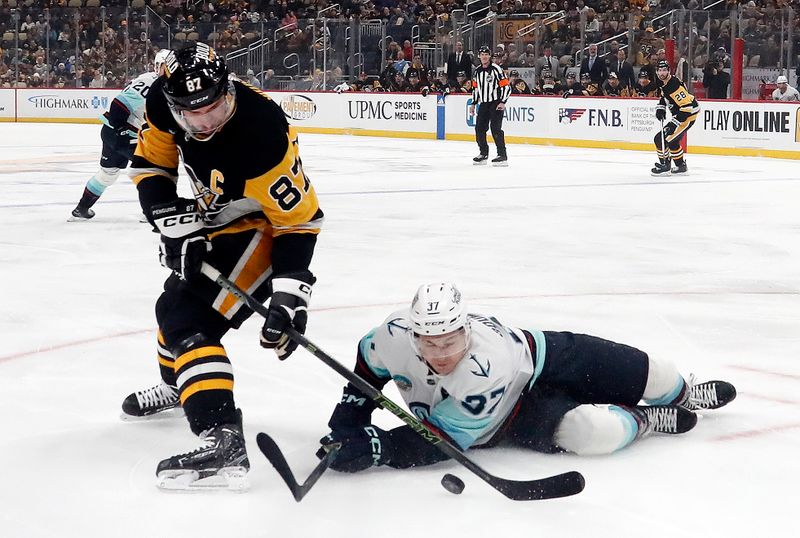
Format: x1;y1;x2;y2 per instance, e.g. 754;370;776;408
0;329;152;364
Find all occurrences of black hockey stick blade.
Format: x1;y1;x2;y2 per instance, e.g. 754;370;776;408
256;432;340;502
493;470;585;501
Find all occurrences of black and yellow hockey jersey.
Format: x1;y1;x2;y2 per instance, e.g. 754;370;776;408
658;75;700;122
130;78;323;275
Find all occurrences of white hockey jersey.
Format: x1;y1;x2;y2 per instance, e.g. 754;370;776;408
359;310;547;449
100;71;159;131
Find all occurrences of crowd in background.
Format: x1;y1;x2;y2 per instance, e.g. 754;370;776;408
0;0;797;95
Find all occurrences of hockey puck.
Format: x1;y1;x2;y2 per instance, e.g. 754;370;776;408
441;473;465;495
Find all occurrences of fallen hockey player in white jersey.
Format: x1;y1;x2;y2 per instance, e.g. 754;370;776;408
317;282;736;472
70;49;170;220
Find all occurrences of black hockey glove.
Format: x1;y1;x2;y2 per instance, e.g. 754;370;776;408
562;89;573;98
151;198;210;283
655;104;667;121
316;426;392;473
260;271;315;360
421;86;430;97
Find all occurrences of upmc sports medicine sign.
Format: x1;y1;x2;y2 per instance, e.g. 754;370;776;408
343;94;436;134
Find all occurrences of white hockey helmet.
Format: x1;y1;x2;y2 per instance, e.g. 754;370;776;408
153;49;170;73
409;282;469;336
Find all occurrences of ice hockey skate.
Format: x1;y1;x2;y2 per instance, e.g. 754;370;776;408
631;405;697;435
120;381;183;421
680;376;737;411
473;154;488;165
650;160;671;177
69;206;95;221
671;161;688;175
491;155;508;167
156;411;250;492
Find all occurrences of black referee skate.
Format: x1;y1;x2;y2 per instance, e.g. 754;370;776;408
473;154;488;165
679;376;737;411
156;410;250;492
121;381;182;420
491;155;508;167
630;405;697;436
650;160;671;177
671;160;688;175
69;205;95;220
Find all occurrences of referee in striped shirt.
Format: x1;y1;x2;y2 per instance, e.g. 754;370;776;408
470;45;511;165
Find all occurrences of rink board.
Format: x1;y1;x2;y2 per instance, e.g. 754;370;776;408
1;88;798;159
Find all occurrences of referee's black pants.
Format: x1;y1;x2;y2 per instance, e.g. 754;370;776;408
475;100;506;157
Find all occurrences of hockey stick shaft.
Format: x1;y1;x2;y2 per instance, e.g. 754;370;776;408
201;262;585;501
256;432;340;502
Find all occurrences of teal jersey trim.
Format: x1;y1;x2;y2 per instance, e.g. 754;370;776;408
527;329;547;389
429;397;492;450
609;405;639;450
644;375;685;405
358;329;391;380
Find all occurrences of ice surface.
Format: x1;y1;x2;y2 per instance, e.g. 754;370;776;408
1;123;798;537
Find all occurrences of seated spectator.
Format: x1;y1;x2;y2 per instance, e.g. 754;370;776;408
245;68;261;89
509;70;532;94
262;69;277;90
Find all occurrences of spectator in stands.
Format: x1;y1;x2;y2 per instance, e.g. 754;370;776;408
703;59;730;99
394;51;409;76
640;52;659;83
262;69;277;90
245;68;262;89
635;27;663;66
580;43;608;84
446;41;473;84
535;44;560;83
509;70;532;94
409;54;428;85
610;49;636;89
772;75;800;101
402;40;413;61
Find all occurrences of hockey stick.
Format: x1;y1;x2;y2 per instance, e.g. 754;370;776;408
256;431;340;502
200;262;586;501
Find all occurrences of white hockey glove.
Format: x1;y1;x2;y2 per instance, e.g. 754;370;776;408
151;198;211;283
260;271;315;360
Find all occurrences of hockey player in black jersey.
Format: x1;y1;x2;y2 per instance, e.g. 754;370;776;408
120;43;323;491
652;60;699;176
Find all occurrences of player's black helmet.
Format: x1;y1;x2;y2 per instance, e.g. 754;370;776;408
163;43;228;111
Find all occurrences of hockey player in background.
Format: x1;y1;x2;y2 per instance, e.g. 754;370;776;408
120;43;323;491
317;283;735;473
652;60;699;176
69;50;170;220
